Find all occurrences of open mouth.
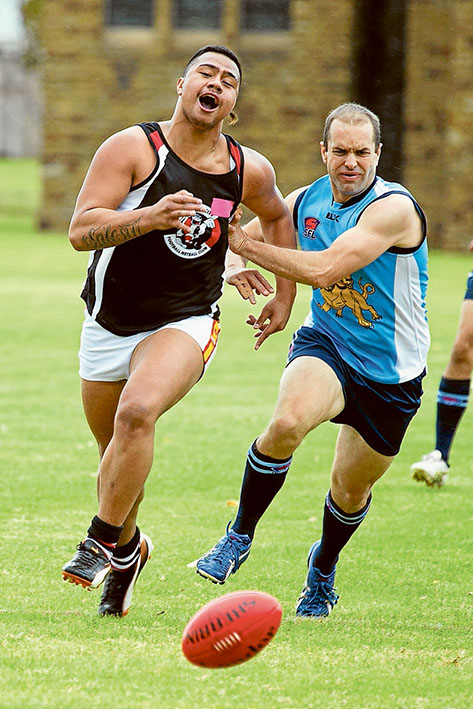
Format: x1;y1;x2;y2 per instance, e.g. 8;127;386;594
199;93;219;111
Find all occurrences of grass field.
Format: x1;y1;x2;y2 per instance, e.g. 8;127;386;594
0;159;471;708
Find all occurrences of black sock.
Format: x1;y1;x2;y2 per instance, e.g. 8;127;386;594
435;377;470;463
314;491;372;575
232;440;292;539
111;527;140;571
114;527;140;556
87;515;123;550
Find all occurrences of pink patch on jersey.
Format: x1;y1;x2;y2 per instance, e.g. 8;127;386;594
211;198;234;218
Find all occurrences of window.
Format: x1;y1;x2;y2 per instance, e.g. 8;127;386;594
105;0;154;27
171;0;290;32
241;0;290;31
173;0;223;30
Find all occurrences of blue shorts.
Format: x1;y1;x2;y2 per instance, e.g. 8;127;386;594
464;271;473;300
287;326;425;456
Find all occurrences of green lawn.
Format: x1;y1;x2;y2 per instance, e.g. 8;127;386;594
0;159;471;708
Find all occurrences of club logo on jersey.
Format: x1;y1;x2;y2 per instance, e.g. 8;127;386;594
164;204;222;259
302;216;320;239
318;276;382;328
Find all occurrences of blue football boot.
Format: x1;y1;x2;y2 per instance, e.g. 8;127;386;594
196;522;252;584
296;541;339;618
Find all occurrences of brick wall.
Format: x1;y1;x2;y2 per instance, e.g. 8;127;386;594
36;0;473;249
404;0;473;249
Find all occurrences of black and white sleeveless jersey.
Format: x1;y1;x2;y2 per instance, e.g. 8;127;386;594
80;122;244;336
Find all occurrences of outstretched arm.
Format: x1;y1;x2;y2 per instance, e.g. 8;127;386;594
68;127;202;251
230;193;424;288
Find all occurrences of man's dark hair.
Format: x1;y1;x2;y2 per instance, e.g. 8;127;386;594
184;45;242;84
323;103;381;149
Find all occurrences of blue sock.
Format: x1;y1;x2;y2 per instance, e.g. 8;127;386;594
436;377;470;463
314;491;372;576
232;440;292;539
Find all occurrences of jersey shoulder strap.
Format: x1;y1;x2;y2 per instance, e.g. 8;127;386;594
293;188;308;229
138;121;165;156
224;134;245;205
224;133;244;177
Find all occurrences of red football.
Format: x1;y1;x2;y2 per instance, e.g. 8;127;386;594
182;590;282;668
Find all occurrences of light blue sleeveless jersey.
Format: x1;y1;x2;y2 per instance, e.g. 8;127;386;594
296;175;430;384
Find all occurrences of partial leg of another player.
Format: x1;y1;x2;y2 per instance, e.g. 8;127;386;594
195;355;344;585
411;297;473;487
296;425;393;618
196;353;395;619
63;329;205;613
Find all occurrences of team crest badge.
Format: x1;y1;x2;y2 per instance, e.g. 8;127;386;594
318;276;382;328
302;216;320;240
164;204;221;259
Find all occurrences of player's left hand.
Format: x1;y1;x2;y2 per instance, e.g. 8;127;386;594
226;267;274;304
247;295;293;350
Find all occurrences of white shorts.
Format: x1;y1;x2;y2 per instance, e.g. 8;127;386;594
78;312;221;382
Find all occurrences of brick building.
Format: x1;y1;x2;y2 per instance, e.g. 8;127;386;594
31;0;473;248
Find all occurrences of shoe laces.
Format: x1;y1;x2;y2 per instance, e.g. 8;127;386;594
75;540;109;569
301;578;339;611
209;522;249;571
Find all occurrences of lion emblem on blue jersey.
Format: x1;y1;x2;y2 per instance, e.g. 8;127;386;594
318;276;382;328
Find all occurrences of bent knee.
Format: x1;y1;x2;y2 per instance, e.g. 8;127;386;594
330;472;373;509
451;337;473;368
266;412;310;449
330;480;372;512
115;400;156;435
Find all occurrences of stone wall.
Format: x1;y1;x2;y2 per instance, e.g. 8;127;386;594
36;0;473;249
404;0;473;249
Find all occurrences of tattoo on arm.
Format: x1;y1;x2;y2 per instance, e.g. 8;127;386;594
81;217;143;249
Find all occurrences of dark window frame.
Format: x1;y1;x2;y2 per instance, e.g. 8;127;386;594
172;0;291;33
104;0;155;28
240;0;290;32
173;0;223;30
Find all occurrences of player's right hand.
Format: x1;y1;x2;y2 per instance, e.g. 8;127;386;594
246;293;293;349
152;190;203;233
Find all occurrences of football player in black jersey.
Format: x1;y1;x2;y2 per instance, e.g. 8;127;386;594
61;45;296;617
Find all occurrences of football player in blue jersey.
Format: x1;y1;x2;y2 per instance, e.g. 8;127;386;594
411;242;473;487
196;103;430;619
61;45;296;616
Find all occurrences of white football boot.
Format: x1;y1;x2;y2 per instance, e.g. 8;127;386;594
410;449;449;487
